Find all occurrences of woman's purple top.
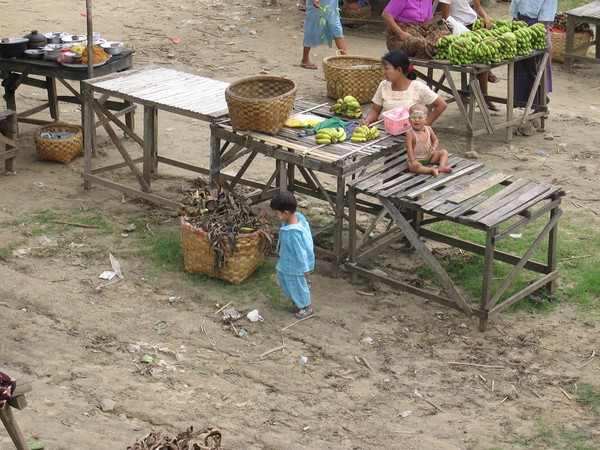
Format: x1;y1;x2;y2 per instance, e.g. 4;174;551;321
383;0;434;23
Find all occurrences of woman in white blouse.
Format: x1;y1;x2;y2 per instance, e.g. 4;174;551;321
361;50;447;126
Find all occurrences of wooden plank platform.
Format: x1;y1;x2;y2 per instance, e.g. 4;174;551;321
347;147;565;330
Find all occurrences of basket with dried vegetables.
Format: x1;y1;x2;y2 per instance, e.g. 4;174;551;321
550;13;594;62
180;185;272;284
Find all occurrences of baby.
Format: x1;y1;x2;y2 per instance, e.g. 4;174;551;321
405;104;453;177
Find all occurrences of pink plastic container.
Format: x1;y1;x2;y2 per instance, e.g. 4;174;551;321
382;107;410;135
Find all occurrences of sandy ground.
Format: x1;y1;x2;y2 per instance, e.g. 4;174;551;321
1;0;600;449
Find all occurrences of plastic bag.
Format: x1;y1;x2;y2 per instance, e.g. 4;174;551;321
444;16;470;36
284;114;325;128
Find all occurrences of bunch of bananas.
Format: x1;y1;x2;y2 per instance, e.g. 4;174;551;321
350;125;380;143
315;127;347;145
529;22;548;50
435;18;547;65
329;95;362;119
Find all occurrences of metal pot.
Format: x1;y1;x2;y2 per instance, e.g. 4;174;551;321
23;30;47;49
0;38;29;58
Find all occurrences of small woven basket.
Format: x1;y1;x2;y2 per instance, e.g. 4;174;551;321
181;218;266;284
225;76;297;135
34;123;83;164
323;55;384;104
340;1;372;20
550;29;593;63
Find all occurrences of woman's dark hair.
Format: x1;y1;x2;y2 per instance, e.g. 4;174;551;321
382;50;417;80
270;190;297;213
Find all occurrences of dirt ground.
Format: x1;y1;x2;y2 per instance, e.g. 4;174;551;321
2;0;600;449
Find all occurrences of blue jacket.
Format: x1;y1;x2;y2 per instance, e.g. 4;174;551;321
275;212;315;275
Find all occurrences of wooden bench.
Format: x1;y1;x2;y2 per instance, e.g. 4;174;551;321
0;110;18;173
0;379;31;450
346;151;565;331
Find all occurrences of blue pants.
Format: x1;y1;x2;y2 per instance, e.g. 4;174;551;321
277;271;311;309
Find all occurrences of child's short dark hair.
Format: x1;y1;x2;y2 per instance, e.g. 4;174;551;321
270;190;297;212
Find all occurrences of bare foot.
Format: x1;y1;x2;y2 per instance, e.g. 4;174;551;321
439;166;453;173
300;61;317;69
431;168;439;177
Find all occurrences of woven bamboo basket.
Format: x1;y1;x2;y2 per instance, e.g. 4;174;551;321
225;76;297;135
323;55;384;104
340;1;372;20
550;29;593;63
34;123;83;164
181;218;266;284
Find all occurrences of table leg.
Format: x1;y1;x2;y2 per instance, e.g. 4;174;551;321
467;73;476;152
143;105;158;183
209;125;221;187
125;100;135;134
546;194;560;294
0;406;28;450
597;24;600;59
348;186;357;284
46;76;59;120
479;228;495;332
506;61;514;142
565;19;575;70
278;160;287;191
331;176;346;278
83;86;94;190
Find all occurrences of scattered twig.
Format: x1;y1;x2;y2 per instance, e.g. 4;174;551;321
259;345;287;359
145;223;155;236
554;176;572;184
561;254;593;262
414;390;445;412
492;379;495;392
361;357;376;374
477;373;487;382
577;351;596;369
494;325;509;336
499;396;509;404
356;290;375;297
390;429;420;434
52;220;100;229
571;201;599;215
94;277;122;293
214;301;233;315
511;384;519;397
558;387;572;401
449;362;505;369
201;317;235;372
230;322;238;336
279;314;317;332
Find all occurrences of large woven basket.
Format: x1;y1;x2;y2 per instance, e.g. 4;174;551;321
181;218;266;284
225;76;297;135
323;55;384;104
550;29;593;63
34;123;83;164
340;1;372;20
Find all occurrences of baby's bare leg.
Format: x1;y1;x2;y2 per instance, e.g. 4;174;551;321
432;149;453;173
410;165;439;177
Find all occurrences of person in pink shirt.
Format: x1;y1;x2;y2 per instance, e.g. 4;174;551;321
382;0;449;59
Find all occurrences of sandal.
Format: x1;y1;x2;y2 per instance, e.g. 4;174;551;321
487;103;500;112
295;308;316;319
488;73;500;83
296;3;306;11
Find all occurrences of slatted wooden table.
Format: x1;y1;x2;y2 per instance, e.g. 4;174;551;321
81;66;231;208
210;101;403;276
0;51;134;132
412;50;549;151
347;149;564;330
564;1;600;69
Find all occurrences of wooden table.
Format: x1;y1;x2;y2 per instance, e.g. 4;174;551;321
564;1;600;69
81;66;231;209
347;149;564;331
0;51;134;132
412;50;549;151
210;101;402;276
0;109;18;173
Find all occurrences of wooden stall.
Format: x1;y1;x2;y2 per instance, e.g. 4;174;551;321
0;51;134;132
209;101;401;276
412;50;549;151
346;149;565;331
564;1;600;69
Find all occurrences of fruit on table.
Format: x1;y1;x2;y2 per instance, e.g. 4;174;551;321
330;95;362;119
350;125;380;143
315;127;347;145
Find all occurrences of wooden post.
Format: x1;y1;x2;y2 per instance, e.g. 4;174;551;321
0;406;28;450
82;84;94;188
209;125;221;188
479;228;495;332
565;18;575;70
546;194;560;294
143;105;158;182
347;186;357;284
506;61;514;141
331;175;346;278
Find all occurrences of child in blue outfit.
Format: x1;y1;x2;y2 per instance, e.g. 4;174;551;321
270;191;316;319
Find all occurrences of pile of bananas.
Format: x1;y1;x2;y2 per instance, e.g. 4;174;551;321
329;95;362;119
435;18;547;66
350;125;380;143
315;127;347;145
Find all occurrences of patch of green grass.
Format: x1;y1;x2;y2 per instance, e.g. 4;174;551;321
420;211;600;314
525;417;597;449
558;0;590;13
576;383;600;415
147;227;185;272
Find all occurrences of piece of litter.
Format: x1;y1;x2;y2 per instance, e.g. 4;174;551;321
302;426;310;431
109;253;123;279
170;35;180;44
509;233;522;238
247;309;264;322
361;336;374;345
400;410;412;418
99;271;116;280
222;307;242;321
537;150;549;157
